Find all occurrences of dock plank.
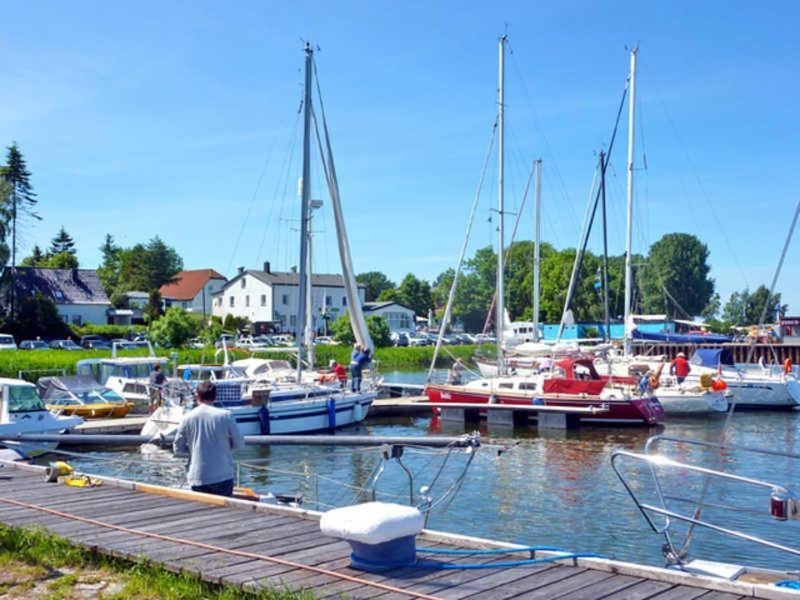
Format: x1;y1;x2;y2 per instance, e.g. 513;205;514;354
601;580;675;599
648;586;712;600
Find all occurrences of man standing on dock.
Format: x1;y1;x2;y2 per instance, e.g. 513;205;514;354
173;381;244;497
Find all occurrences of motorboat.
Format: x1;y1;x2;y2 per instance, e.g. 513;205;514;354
0;378;82;456
76;356;169;410
38;375;134;419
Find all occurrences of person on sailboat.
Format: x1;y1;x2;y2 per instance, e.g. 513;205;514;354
447;358;464;385
173;381;244;497
670;352;691;385
332;360;347;388
350;345;372;392
148;364;166;412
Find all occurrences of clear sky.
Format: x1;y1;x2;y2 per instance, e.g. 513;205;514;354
1;1;798;313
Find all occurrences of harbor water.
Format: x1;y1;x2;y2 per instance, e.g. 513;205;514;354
43;370;800;573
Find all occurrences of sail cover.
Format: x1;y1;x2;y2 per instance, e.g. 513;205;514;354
312;89;373;352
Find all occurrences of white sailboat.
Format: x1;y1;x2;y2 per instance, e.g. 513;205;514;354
142;43;376;439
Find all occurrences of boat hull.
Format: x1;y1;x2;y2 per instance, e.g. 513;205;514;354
424;384;663;425
656;390;728;414
46;403;133;419
0;411;83;457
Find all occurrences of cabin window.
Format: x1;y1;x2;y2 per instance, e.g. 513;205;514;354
519;382;537;391
245;295;250;307
498;383;513;389
260;294;266;306
7;386;45;412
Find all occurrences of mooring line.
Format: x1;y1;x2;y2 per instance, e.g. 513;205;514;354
0;495;443;600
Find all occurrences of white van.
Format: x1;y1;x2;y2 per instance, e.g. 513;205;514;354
0;334;17;350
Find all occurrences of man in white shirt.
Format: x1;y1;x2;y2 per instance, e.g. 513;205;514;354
173;381;245;496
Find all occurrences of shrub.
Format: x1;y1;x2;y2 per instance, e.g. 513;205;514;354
149;307;196;348
4;293;72;341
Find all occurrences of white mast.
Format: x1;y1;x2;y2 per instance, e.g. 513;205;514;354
304;218;315;368
532;158;542;342
496;34;507;373
296;42;313;382
623;46;637;357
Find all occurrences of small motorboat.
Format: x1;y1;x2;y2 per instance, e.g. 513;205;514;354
0;378;82;456
38;375;134;419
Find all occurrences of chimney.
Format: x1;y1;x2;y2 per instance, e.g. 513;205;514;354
263;261;270;274
237;266;245;275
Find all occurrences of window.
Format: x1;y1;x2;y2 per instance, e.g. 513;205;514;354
342;296;347;307
245;295;250;307
260;294;266;306
325;296;332;307
519;383;537;391
229;296;234;307
241;278;246;289
54;290;64;301
282;294;289;305
8;385;46;412
216;297;222;306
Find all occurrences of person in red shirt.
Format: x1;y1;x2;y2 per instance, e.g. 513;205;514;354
330;360;347;388
670;352;691;384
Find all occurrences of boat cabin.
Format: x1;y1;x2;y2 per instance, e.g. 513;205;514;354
0;379;48;419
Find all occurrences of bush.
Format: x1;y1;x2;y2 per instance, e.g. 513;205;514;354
149;307;196;348
70;324;146;340
4;293;72;341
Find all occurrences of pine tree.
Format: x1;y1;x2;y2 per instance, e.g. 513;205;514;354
1;143;40;268
49;226;76;256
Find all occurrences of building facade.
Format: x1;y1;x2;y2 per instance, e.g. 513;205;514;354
212;264;366;334
363;301;416;333
160;269;227;315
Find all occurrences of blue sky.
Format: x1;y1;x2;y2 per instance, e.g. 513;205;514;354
1;1;798;313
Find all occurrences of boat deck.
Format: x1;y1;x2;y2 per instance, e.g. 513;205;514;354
0;461;791;599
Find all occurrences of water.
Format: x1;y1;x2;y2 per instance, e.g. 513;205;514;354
43;370;800;572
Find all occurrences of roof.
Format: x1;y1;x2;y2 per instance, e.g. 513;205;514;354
160;269;226;301
217;269;365;293
14;268;109;305
363;301;415;313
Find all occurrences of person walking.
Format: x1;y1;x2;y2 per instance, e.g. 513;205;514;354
148;364;166;412
173;381;245;497
670;352;691;385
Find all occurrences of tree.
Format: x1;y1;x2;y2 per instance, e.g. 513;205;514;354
356;271;395;302
107;236;183;297
330;312;393;347
42;252;78;269
149;306;195;347
1;143;39;269
145;289;164;323
20;245;45;267
394;273;433;317
49;226;76;257
3;292;72;340
722;285;786;326
97;234;121;296
145;236;183;289
701;292;721;322
639;233;714;318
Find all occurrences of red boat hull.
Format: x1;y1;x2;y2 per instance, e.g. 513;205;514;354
424;384;664;425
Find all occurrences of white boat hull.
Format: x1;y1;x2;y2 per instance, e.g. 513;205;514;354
142;392;376;438
656;389;728;414
0;411;83;457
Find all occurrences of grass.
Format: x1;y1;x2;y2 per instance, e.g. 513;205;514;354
0;524;313;599
0;344;496;381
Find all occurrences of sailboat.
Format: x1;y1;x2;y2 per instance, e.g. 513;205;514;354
425;37;663;426
142;43;376;438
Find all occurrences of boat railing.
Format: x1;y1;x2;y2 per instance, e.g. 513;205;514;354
612;434;800;567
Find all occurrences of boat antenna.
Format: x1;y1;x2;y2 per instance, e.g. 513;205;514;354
623;46;638;357
496;34;507;374
296;42;313;383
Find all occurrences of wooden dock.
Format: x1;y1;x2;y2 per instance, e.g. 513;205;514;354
0;460;792;599
75;415;149;435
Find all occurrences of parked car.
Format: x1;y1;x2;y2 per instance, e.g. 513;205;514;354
406;333;429;346
474;334;496;344
49;339;81;351
19;340;48;351
0;334;17;350
84;340;112;350
390;332;409;347
80;334;107;348
314;336;338;346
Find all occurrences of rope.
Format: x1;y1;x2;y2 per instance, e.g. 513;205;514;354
0;496;442;600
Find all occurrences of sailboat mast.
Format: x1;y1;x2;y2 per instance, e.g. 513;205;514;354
296;42;313;381
305;225;315;368
600;150;610;342
623;46;637;357
532;159;542;343
496;34;507;374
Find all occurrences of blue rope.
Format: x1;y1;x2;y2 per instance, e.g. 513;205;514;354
417;545;563;555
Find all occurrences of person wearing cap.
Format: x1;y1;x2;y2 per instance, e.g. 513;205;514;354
173;381;244;497
670;352;691;384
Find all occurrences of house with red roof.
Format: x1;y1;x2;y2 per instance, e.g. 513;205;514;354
160;269;227;315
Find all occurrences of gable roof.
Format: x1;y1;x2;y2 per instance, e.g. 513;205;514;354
216;269;365;293
14;268;110;305
363;301;416;313
160;269;226;301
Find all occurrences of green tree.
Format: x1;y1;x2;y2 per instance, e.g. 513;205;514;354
722;285;785;326
20;244;45;267
394;273;433;317
145;289;164;323
4;292;72;340
49;226;76;257
639;233;714;317
145;236;183;289
149;306;194;347
356;271;395;302
701;292;721;321
330;312;392;347
42;251;78;269
97;234;121;296
1;143;39;268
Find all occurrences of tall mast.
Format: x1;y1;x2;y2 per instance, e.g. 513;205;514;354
600;151;610;341
305;222;315;368
496;34;507;373
623;46;637;357
532;158;542;342
296;42;313;382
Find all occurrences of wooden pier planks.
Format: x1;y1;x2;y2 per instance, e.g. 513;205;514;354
0;464;787;599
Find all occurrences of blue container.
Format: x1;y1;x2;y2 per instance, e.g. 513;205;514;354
348;535;417;572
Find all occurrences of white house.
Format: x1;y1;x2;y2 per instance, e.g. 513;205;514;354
212;262;366;334
160;269;227;315
14;267;111;326
363;301;417;333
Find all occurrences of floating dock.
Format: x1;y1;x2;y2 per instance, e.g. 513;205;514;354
0;460;792;599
